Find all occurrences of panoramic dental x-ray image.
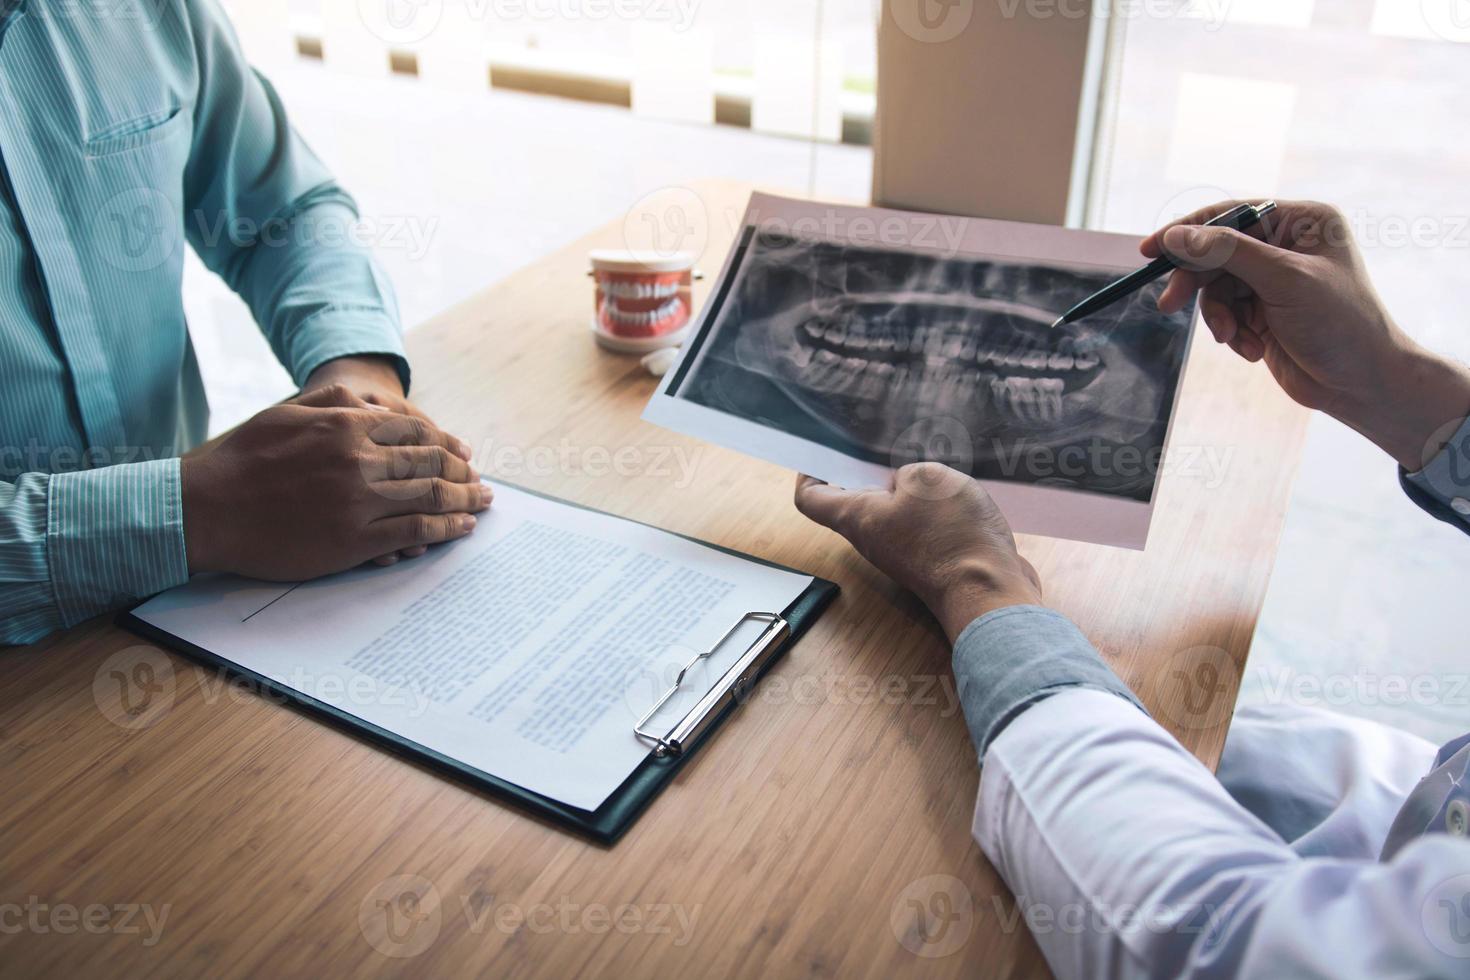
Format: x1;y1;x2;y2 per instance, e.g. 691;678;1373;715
669;232;1196;502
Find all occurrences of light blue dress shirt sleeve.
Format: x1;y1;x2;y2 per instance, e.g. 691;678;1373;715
1400;414;1470;534
953;604;1146;761
181;0;409;390
0;461;188;644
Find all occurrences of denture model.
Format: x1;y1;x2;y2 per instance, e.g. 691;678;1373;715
589;249;695;353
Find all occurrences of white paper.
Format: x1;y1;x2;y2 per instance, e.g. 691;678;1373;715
644;193;1201;550
132;484;812;812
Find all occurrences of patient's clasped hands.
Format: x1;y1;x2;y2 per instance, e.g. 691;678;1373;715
181;356;490;582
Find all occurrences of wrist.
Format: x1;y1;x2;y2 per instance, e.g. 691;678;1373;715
180;455;225;575
1336;341;1470;470
924;561;1044;646
304;355;405;398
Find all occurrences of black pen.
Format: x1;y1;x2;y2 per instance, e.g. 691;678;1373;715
1049;201;1278;330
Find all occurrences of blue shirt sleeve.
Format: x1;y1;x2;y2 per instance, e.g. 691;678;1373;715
0;462;189;645
180;0;410;391
953;604;1147;761
1400;414;1470;534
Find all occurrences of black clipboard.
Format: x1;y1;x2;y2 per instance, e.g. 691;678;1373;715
119;485;839;845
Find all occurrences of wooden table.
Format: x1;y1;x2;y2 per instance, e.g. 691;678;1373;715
0;180;1307;977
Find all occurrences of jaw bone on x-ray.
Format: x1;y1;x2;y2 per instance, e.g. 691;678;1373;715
645;194;1200;547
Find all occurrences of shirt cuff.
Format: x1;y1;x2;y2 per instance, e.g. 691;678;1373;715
47;459;191;626
286;308;411;394
1400;414;1470;532
952;605;1147;762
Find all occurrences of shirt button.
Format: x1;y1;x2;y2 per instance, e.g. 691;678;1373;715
1452;498;1470;516
1448;799;1469;837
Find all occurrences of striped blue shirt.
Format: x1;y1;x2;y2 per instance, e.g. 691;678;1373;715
0;0;406;644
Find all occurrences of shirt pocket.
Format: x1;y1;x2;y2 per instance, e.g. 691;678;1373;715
83;105;190;159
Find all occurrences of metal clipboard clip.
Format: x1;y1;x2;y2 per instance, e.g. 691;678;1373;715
634;611;791;758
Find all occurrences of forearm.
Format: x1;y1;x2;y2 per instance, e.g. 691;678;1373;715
1332;339;1470;471
928;561;1046;645
1329;338;1470;532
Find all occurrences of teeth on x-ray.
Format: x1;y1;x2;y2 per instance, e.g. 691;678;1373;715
791;301;1105;424
674;234;1192;503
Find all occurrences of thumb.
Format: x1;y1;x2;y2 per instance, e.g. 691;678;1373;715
1162;225;1295;302
793;475;855;532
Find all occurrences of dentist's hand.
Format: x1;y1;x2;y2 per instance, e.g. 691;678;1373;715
1144;199;1470;469
794;464;1042;644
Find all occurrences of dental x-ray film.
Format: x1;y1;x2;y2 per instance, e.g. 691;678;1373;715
643;194;1199;549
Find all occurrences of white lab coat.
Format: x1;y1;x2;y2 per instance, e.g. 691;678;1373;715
974;690;1470;978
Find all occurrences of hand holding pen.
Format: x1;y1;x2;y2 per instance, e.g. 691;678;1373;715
1136;198;1470;473
1050;201;1278;330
